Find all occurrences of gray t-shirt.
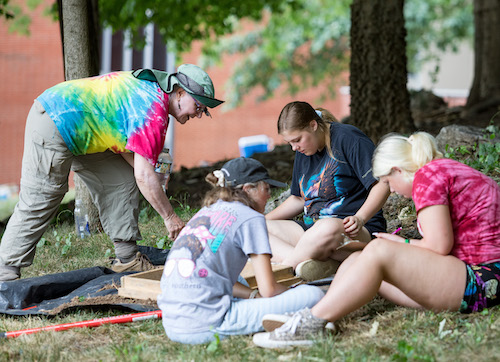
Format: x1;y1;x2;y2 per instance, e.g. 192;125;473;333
158;200;272;333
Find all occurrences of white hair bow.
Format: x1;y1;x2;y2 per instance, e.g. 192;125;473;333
213;170;226;187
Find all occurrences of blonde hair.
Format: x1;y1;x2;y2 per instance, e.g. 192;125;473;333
277;101;339;158
202;172;263;211
372;132;443;180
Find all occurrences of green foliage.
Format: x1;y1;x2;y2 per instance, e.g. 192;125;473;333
201;0;473;108
444;124;500;181
49;229;74;256
37;236;49;247
99;0;293;52
138;204;157;224
0;0;44;34
405;0;474;75
114;343;145;361
201;0;351;108
206;333;221;354
392;340;434;361
0;0;14;20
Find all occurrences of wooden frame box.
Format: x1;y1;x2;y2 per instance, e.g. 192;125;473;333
118;262;300;301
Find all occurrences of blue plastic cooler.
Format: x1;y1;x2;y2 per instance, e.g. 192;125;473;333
238;135;273;157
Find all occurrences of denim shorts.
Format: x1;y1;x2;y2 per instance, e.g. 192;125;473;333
460;262;500;313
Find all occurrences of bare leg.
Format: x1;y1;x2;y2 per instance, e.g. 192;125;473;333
281;218;372;268
266;220;304;264
311;238;466;321
334;250;423;309
378;282;423;309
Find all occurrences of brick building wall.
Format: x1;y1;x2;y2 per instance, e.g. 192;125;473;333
0;4;64;187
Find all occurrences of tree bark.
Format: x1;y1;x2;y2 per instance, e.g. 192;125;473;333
350;0;415;143
59;0;102;232
465;0;500;118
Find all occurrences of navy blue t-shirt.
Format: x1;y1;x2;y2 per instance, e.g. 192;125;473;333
290;122;386;233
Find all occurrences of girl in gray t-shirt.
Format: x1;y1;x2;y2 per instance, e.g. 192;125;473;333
158;157;325;344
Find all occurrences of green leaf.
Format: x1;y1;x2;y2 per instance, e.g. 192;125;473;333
206;333;220;353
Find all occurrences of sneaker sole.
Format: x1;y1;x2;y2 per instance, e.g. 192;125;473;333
253;332;314;348
295;259;340;282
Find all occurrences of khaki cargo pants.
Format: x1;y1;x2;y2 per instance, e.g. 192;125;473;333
0;101;142;268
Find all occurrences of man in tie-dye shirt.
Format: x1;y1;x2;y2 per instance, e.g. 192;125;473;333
0;64;223;281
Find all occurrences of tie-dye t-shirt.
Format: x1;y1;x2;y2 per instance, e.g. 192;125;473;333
290;122;385;232
413;158;500;264
36;71;169;165
158;200;270;333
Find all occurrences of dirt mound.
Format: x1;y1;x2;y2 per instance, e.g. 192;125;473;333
168;144;296;209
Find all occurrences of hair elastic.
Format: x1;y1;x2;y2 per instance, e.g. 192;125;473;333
213;170;226;187
315;110;322;119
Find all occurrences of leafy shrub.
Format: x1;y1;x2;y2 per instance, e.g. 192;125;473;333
445;124;500;182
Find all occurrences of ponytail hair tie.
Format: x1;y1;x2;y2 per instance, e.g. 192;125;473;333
213;170;226;187
315;110;322;119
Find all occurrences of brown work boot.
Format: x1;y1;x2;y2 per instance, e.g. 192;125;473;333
111;252;159;273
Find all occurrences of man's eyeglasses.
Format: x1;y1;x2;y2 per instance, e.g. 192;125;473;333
192;97;211;118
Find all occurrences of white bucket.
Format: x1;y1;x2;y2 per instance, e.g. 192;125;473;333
238;135;274;157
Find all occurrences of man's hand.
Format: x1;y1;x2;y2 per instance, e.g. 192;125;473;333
132;153;185;239
164;213;185;240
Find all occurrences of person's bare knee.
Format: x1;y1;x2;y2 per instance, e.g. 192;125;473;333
265;219;279;235
357;238;394;270
298;220;345;260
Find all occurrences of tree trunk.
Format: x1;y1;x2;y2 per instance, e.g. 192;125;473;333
465;0;500;118
59;0;102;233
350;0;414;143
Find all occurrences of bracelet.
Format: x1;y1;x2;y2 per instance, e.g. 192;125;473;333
249;289;259;299
405;239;410;244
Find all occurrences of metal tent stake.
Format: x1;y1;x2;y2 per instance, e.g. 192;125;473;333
0;310;162;338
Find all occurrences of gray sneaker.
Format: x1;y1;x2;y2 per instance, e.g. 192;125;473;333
262;312;336;333
253;308;327;348
295;258;340;282
111;252;159;273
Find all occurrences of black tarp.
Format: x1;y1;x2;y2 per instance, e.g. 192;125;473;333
0;246;169;316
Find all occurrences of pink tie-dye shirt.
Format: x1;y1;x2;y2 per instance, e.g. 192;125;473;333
37;71;169;165
413;158;500;264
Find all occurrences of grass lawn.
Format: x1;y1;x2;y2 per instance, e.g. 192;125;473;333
0;211;499;362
